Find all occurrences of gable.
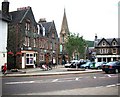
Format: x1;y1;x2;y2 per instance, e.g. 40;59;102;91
111;38;118;46
98;38;110;47
10;6;37;27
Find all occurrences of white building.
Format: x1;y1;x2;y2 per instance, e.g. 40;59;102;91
94;35;120;62
0;0;10;70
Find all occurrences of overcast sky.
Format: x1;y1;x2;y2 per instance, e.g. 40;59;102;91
0;0;119;41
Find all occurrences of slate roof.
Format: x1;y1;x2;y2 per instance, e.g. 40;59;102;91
96;38;120;46
10;7;36;25
40;21;58;38
41;22;52;35
10;9;27;24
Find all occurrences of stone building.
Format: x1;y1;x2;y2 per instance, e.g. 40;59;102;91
38;18;59;66
7;6;38;69
94;35;120;62
0;0;11;70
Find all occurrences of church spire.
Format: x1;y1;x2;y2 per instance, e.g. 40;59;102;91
60;8;69;35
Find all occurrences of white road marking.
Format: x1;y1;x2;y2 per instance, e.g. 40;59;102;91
107;75;111;77
106;84;116;87
116;83;120;86
75;78;79;81
52;79;58;82
93;76;97;79
5;81;35;84
4;74;118;85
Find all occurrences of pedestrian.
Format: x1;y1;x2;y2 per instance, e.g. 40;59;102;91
52;58;56;68
2;63;7;74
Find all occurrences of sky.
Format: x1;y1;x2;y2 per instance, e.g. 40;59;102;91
0;0;119;41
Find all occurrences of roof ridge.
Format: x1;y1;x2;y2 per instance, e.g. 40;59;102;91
20;8;30;23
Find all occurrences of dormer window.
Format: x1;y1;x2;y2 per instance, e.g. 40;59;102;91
102;41;106;46
112;41;116;46
43;27;45;36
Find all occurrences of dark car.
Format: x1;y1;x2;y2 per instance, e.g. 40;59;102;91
102;61;120;74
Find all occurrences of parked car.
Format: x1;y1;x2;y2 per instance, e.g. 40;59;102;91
90;62;107;69
64;60;78;68
77;60;88;68
102;61;120;74
80;62;93;69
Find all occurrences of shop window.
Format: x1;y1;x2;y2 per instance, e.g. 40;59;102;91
26;54;34;64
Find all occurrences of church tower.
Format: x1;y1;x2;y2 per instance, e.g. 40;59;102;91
59;8;69;64
60;8;69;52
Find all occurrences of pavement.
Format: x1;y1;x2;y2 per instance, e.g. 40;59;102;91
0;65;103;77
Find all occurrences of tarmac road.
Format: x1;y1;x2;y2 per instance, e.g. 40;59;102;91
2;72;119;95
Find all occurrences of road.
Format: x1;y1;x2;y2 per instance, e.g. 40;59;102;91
2;72;120;95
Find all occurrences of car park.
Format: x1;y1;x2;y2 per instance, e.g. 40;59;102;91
102;61;120;74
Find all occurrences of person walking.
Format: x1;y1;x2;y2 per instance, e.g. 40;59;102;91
52;58;56;68
2;63;7;75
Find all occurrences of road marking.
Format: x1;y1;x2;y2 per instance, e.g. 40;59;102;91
52;79;58;82
5;81;35;84
107;75;111;77
75;78;79;81
106;84;116;87
116;83;120;86
95;86;104;88
93;76;97;79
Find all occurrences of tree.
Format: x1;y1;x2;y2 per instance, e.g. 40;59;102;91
64;33;87;60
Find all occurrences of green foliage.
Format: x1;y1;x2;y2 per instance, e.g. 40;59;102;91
65;33;87;59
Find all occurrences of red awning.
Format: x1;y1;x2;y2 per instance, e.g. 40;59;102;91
7;51;14;55
16;52;22;55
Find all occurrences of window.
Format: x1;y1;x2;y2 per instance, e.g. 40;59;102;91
34;38;36;47
99;49;108;54
3;53;5;57
52;32;55;38
112;41;116;46
50;42;52;49
26;54;34;65
28;37;30;46
112;48;117;54
25;21;30;30
43;27;45;36
102;41;106;46
25;22;30;34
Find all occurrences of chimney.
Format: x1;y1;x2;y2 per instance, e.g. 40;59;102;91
94;33;98;47
2;0;9;15
38;18;46;23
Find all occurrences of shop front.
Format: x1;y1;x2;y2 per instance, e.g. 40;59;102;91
21;50;37;68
